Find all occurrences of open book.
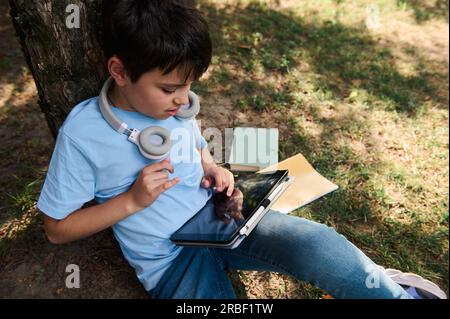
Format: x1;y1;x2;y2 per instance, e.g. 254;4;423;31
223;153;338;215
258;154;338;214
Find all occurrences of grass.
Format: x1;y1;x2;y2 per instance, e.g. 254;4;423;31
0;0;448;298
196;0;449;298
202;1;447;115
396;0;449;22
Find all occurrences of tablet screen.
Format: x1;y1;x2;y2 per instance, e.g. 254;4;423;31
170;170;288;244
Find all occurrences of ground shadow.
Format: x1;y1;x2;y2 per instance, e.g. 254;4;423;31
398;0;449;23
200;0;447;115
0;0;24;86
0;224;148;298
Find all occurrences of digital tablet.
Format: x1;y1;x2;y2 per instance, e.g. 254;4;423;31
170;169;293;249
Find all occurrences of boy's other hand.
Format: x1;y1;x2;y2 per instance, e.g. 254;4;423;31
127;159;180;212
201;166;235;197
213;188;244;224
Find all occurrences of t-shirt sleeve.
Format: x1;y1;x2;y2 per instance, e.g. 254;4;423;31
192;118;208;150
37;130;95;220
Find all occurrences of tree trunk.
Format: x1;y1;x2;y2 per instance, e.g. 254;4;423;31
9;0;197;139
9;0;107;139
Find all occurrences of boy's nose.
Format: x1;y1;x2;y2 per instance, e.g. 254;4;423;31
173;89;190;106
173;95;189;106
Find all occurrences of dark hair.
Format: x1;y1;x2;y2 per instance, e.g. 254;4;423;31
102;0;212;83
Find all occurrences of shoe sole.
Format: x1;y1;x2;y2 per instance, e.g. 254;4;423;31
381;267;447;299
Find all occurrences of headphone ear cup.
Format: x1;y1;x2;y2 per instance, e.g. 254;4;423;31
138;126;172;160
175;91;200;120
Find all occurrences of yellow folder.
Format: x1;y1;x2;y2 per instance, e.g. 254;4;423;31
258;154;339;214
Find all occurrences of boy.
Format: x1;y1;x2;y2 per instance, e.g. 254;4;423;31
37;0;446;299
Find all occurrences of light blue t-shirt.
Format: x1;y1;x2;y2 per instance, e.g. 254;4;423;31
37;96;213;291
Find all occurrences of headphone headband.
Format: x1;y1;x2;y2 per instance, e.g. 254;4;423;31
99;77;200;135
99;77;130;134
98;77;201;160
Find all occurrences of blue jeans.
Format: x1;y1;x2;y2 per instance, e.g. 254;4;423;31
149;211;412;299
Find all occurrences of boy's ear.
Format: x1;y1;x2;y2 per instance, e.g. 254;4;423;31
107;55;129;86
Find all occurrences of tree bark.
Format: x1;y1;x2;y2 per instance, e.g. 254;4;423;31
9;0;108;139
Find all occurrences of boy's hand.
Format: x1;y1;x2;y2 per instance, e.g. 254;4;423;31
200;166;235;197
213;188;244;224
128;159;180;212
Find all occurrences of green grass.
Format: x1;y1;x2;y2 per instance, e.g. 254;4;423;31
196;0;449;298
397;0;449;22
203;0;447;115
0;175;42;256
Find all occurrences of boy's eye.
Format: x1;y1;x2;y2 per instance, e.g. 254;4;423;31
162;88;177;94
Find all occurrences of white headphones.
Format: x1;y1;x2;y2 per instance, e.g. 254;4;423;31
99;77;201;160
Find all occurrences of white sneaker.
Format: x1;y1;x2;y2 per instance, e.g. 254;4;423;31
379;266;447;299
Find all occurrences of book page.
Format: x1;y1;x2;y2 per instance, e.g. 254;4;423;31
258;154;338;214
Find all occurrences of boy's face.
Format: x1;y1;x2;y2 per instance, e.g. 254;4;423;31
113;64;194;120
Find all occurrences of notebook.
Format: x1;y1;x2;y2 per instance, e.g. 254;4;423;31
257;153;339;214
